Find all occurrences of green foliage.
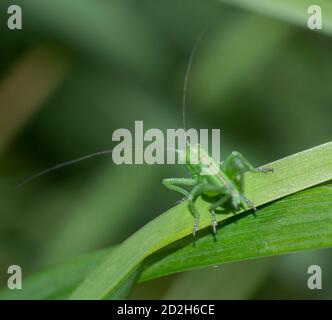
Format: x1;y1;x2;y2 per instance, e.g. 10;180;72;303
1;0;332;300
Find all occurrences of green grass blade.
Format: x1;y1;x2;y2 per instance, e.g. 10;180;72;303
68;142;332;299
2;185;330;300
141;183;332;281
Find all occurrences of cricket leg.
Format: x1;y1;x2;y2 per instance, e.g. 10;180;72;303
223;152;269;210
242;196;257;212
162;178;197;201
210;194;230;211
210;209;217;234
221;151;273;178
188;184;226;236
209;194;230;233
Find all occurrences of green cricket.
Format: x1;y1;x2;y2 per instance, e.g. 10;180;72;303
163;145;273;236
17;35;274;237
163;34;273;235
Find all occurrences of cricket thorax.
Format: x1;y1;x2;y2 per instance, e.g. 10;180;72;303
185;144;241;194
185;144;222;176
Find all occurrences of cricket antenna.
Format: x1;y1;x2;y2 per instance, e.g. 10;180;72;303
182;32;205;132
16;34;207;188
15;146;182;188
15;149;114;188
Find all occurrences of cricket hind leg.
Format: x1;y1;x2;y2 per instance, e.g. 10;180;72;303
221;151;274;178
241;195;257;212
222;151;272;211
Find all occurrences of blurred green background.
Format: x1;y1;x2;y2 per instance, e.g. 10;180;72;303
0;0;331;299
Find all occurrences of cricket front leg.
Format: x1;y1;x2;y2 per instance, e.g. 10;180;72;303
162;177;198;202
209;194;230;233
188;184;227;236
